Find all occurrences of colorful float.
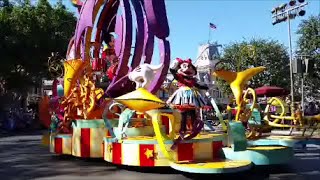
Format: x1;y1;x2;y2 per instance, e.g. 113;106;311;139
212;64;320;148
40;0;319;175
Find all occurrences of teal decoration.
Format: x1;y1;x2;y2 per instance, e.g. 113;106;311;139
169;161;252;174
49;113;59;133
102;105;116;138
248;108;262;125
57;84;64;97
248;137;320;148
100;74;109;83
116;108;136;140
228;122;247;151
209;94;227;131
72;119;105;128
55;134;72;138
222;146;294;165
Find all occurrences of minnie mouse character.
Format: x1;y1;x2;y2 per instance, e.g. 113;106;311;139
167;58;208;136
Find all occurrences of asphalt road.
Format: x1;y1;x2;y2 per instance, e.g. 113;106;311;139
0;132;320;180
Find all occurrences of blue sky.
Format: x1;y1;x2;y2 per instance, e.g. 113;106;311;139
51;0;320;62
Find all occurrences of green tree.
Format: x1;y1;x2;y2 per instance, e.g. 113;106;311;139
295;15;320;99
0;0;76;92
216;38;290;95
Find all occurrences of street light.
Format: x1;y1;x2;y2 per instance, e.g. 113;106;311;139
271;0;308;115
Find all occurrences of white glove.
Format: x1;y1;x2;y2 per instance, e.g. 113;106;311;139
205;92;210;97
170;59;180;69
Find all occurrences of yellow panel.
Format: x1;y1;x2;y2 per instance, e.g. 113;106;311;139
90;128;105;158
63;137;72;155
122;144;140;166
50;135;55;153
193;142;212;161
72;128;81;157
104;142;113;162
247;146;286;150
172;160;251;168
154;144;173;166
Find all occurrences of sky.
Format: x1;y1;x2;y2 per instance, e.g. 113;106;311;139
49;0;320;62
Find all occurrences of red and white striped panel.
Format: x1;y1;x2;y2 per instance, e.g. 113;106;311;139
72;127;106;158
103;140;223;167
50;134;72;155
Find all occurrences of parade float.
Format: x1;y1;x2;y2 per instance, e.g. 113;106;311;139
212;64;320;148
38;0;318;175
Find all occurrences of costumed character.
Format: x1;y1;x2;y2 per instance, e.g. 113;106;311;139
101;33;119;81
166;58;208;138
49;112;60;134
106;55;119;81
128;63;164;89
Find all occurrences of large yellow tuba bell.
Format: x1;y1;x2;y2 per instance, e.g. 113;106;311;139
63;59;86;96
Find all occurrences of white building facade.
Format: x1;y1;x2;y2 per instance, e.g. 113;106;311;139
194;42;229;105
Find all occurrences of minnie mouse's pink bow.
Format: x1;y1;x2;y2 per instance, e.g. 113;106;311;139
176;58;192;64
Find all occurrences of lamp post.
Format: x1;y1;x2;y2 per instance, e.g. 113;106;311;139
271;0;308;114
294;54;308;114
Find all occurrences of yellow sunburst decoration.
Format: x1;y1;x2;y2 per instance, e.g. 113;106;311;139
114;88;166;112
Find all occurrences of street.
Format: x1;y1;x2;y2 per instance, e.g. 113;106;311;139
0;132;320;180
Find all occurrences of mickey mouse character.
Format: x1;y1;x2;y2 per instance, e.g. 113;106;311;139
167;58;208;137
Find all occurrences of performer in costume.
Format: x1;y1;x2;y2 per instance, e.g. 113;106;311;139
167;58;208;137
101;33;119;80
102;33;116;62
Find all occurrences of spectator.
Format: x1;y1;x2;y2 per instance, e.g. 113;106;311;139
305;102;317;116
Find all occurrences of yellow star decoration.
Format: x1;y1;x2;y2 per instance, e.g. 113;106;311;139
144;148;157;159
107;144;113;153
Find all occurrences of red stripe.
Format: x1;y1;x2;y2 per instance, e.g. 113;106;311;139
54;137;63;154
107;130;111;137
212;141;223;158
139;144;155;167
161;116;170;134
81;128;91;157
177;143;194;161
112;143;122;164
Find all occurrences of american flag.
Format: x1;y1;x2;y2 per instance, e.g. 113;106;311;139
209;23;217;29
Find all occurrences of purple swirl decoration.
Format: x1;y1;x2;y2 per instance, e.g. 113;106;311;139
130;0;145;70
71;0;170;98
73;0;95;59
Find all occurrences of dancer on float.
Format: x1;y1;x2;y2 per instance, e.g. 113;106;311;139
102;33;119;81
167;58;208;138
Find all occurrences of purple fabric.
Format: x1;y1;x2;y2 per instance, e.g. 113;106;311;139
143;0;169;39
74;0;96;59
129;0;145;70
148;39;170;93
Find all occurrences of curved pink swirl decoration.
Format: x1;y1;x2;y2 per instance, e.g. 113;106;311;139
70;0;171;97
